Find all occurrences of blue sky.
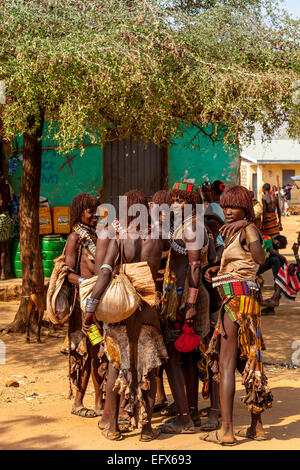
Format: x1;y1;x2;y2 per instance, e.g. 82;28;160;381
283;0;300;17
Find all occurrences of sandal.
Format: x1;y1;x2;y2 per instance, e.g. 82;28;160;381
71;406;98;418
118;419;133;433
200;430;237;446
160;402;177;417
102;428;123;441
192;415;201;427
200;409;221;431
158;421;196;434
261;298;279;308
198;407;210;418
235;428;268;441
140;428;161;442
98;420;109;430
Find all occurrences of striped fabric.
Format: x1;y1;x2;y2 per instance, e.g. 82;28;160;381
276;264;300;301
262;212;280;237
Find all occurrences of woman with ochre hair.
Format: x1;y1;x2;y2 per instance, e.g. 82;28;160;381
205;180;226;248
202;185;273;446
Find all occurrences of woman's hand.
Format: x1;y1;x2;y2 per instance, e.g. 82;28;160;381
204;266;220;283
185;305;196;322
292;242;299;256
288;263;297;276
82;312;94;336
219;220;248;239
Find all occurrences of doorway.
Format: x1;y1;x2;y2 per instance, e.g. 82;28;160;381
103;137;166;214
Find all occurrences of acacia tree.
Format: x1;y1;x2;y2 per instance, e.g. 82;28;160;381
0;0;299;333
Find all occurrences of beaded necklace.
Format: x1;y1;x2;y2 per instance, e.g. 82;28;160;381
112;218;149;239
169;214;197;256
74;222;97;260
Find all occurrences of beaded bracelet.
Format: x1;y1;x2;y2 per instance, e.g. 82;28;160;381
186;302;195;309
295;254;299;260
177;286;183;295
189;260;201;266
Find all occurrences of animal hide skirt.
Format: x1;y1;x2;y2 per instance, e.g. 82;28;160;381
103;307;168;428
62;301;108;391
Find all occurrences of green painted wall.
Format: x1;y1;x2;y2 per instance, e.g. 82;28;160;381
6;123;239;207
6;124;103;206
168;124;239;187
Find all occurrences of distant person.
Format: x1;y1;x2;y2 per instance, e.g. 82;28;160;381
0;171;12;280
283;183;300;216
262;183;282;238
205;180;226;247
201;181;212;206
249;190;263;230
258;235;287;281
263;232;300;309
279;187;286;215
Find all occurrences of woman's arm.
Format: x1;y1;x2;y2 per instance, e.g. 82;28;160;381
183;220;204;321
243;225;266;265
94;228;111;274
82;238;118;334
64;233;81;285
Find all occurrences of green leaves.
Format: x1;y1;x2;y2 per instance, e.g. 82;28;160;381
0;0;299;152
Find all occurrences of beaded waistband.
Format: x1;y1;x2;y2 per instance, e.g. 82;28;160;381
214;279;260;300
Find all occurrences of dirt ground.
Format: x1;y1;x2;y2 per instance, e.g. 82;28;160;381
1;216;300;451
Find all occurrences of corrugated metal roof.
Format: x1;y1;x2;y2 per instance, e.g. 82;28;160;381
241;139;300;164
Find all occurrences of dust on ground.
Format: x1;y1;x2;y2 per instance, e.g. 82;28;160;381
0;216;300;450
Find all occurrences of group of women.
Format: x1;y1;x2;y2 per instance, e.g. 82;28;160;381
62;181;272;446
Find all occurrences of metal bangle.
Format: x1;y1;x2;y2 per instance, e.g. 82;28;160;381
100;264;113;272
85;297;100;313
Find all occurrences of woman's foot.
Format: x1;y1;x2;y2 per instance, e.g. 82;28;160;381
153;400;168;413
200;429;237;446
102;428;123;441
158;414;195;434
239;413;268;440
261;298;279;308
236;427;268;441
160;401;176;417
140;427;161;442
71;405;98;418
200;408;220;431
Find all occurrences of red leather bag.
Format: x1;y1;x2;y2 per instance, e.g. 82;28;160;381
174;322;200;353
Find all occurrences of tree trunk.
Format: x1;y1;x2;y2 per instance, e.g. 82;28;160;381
3;115;44;333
